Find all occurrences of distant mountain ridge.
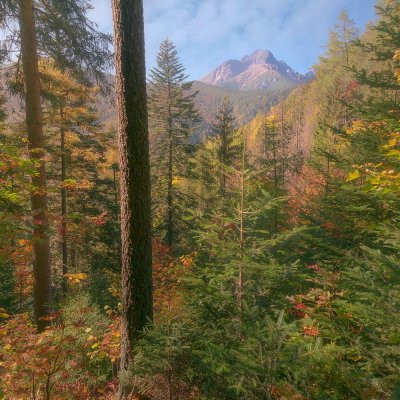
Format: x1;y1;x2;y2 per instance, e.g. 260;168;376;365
1;58;304;142
201;49;313;91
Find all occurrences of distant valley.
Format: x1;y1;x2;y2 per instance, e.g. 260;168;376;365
99;49;313;138
2;50;313;138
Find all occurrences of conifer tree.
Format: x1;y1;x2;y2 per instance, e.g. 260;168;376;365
187;100;240;226
278;5;400;397
38;60;101;295
313;11;359;192
18;0;52;332
112;0;153;398
188;140;220;214
1;0;112;330
211;97;238;197
254;107;298;232
148;39;199;248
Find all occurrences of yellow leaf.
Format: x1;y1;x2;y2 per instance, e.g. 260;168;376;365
65;272;89;285
172;176;182;186
386;138;398;148
346;170;361;182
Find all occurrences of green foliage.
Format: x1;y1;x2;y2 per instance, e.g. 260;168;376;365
131;4;400;400
2;2;400;399
132;319;196;398
1;0;112;84
148;39;200;247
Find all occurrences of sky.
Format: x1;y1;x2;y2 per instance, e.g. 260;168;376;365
89;0;378;80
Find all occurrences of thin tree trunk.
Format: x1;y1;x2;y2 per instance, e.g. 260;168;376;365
326;156;331;194
221;132;227;196
279;104;286;184
238;132;245;324
112;0;153;398
18;0;52;332
166;111;174;247
272;127;279;232
272;127;278;191
70;243;76;272
296;111;301;152
60;104;68;295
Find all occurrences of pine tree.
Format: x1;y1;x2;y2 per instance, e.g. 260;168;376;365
148;39;199;248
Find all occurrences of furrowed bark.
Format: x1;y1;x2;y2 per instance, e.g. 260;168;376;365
60;105;68;295
18;0;52;332
112;0;153;397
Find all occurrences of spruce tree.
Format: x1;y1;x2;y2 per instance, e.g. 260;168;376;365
148;39;199;248
211;97;238;197
189;140;220;214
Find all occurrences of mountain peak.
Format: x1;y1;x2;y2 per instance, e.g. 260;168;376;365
201;49;313;91
241;49;277;66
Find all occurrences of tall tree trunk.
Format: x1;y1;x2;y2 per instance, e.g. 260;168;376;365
221;132;227;197
18;0;52;332
60;105;68;295
166;90;174;247
279;104;286;184
166;136;174;247
112;0;153;398
238;132;245;325
272;126;278;233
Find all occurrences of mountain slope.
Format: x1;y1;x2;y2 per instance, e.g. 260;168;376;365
191;80;283;122
1;66;297;142
201;49;313;91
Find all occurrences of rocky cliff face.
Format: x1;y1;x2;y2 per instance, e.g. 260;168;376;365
201;49;313;90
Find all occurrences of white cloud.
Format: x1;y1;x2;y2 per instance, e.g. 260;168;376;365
88;0;377;78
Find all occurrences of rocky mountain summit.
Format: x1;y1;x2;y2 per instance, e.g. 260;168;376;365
201;49;313;91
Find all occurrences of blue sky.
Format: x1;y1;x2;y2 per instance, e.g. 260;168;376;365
89;0;377;79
